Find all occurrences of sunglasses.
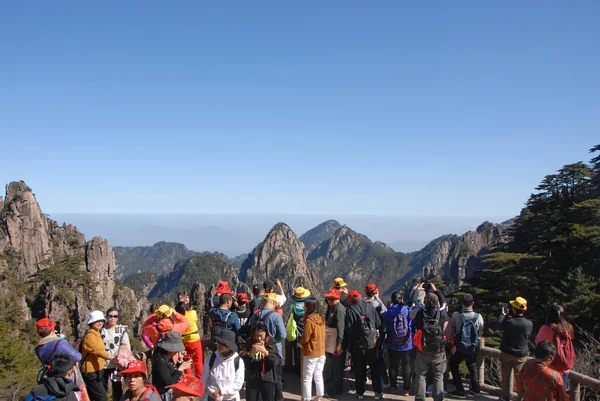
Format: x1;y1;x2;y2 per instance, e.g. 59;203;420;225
108;315;119;318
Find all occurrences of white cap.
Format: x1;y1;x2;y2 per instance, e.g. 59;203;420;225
87;310;106;325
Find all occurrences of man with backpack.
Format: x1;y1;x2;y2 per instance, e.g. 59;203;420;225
249;285;264;316
209;293;242;334
413;293;447;401
383;291;412;396
25;354;79;401
249;292;287;401
346;289;383;400
448;293;484;398
497;296;533;401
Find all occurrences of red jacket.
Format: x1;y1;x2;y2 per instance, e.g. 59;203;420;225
142;312;190;347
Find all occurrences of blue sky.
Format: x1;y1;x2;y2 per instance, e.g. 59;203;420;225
1;1;599;217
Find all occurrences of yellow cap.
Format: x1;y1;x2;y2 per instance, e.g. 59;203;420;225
263;292;278;303
155;305;174;319
333;278;348;288
510;297;528;311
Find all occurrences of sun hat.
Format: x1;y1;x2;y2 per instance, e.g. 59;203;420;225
156;332;185;352
237;293;249;304
332;278;348;289
167;374;205;397
36;318;57;336
348;290;362;303
119;359;148;377
324;288;342;300
214;329;238;353
510;296;528;311
154;305;174;319
263;292;278;303
215;281;234;295
293;287;311;300
365;283;378;295
87;310;106;325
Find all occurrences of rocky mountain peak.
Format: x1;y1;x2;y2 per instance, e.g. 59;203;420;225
239;222;321;295
299;219;343;252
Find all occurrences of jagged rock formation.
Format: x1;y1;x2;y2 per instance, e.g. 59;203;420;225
114;241;197;279
0;181;149;338
240;223;322;296
148;253;240;304
230;253;248;268
299;219;343;253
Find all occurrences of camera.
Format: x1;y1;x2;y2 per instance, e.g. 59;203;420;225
424;283;432;291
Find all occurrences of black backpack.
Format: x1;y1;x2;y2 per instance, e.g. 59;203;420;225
353;303;377;350
209;352;240;371
421;310;444;352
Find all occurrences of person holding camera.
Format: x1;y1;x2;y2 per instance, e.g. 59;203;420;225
497;296;533;401
241;322;281;401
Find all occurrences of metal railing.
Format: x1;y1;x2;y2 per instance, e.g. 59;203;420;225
476;338;600;401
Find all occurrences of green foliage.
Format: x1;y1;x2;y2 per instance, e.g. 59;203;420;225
30;253;94;304
464;144;600;341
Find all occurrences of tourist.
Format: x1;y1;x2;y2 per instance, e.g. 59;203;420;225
364;283;389;390
249;284;264;316
497;296;533;401
209;293;241;334
346;289;383;400
285;286;311;373
175;293;204;377
242;321;282;401
263;278;287;310
166;374;205;401
235;292;251;326
535;304;576;388
142;305;190;349
25;354;79;401
81;310;114;401
118;359;161;401
413;293;447;401
201;330;245;401
383;291;412;396
332;278;351;308
300;297;326;401
152;332;193;396
448;293;484;397
101;307;130;401
323;288;346;398
211;281;235;310
516;341;568;401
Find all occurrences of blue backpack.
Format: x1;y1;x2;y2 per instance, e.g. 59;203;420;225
457;312;479;355
24;395;56;401
389;307;410;346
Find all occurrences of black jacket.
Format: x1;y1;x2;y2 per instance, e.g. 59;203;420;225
345;299;381;352
497;314;533;357
152;349;183;395
26;376;78;401
243;336;281;386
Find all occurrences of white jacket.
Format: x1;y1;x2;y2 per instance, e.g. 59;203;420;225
201;351;245;401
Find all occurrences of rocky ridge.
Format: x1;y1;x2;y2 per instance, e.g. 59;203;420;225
299;219;343;253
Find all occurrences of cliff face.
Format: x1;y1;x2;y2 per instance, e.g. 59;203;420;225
113;241;197;279
239;223;322;296
0;181;148;338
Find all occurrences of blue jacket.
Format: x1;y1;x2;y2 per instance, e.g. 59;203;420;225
249;307;286;357
209;308;241;333
383;303;413;352
36;338;82;364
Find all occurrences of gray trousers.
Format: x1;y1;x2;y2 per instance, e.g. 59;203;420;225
414;351;446;401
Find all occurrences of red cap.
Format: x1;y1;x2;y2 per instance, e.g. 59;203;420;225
349;290;362;302
36;318;56;336
237;293;249;304
215;281;234;295
166;374;205;397
119;359;147;377
365;283;378;294
324;288;342;300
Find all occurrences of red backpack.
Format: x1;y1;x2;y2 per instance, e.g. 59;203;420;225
552;328;576;371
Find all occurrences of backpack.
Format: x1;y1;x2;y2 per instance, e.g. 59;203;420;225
389;307;410;347
35;340;63;384
209;353;240;371
286;313;298;342
211;311;232;332
421;310;444;353
353;303;377;350
552;329;576;371
24;395;56;401
457;312;479;356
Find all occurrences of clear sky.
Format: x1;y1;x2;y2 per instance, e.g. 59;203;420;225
1;1;599;217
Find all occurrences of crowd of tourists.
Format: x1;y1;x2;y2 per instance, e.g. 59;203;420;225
26;277;576;401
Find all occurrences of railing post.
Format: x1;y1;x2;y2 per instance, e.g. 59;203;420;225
476;337;485;387
569;378;580;401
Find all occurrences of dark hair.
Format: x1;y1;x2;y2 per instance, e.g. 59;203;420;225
462;293;474;307
424;293;439;309
546;304;574;337
534;341;557;360
304;298;319;316
365;288;376;297
106;306;119;316
219;293;233;306
47;354;75;378
175;301;190;315
252;285;261;295
391;291;403;305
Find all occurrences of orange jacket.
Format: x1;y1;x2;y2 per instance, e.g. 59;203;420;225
142;312;190;347
300;313;326;357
